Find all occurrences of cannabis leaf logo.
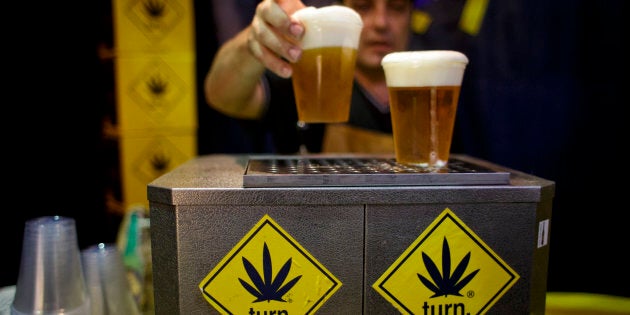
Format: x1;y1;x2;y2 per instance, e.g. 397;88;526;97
147;75;168;97
150;150;170;172
143;0;166;18
239;242;302;302
418;237;480;298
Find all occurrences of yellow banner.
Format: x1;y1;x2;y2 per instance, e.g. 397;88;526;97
112;0;197;211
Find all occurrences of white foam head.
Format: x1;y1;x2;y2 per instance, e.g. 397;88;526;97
381;50;469;87
292;5;363;49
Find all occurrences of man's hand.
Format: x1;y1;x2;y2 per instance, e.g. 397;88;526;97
247;0;306;78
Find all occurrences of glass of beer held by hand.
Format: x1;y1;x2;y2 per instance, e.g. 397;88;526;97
291;6;363;123
381;50;469;168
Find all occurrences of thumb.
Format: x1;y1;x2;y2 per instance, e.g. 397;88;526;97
275;0;306;15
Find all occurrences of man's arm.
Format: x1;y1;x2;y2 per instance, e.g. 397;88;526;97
204;0;306;120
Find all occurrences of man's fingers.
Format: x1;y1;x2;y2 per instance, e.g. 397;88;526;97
257;41;293;78
247;25;294;78
257;0;290;29
276;0;306;17
247;0;306;77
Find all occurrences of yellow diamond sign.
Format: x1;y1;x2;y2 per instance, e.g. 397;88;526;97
200;214;341;314
373;208;519;314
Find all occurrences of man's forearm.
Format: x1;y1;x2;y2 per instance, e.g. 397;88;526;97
204;27;267;119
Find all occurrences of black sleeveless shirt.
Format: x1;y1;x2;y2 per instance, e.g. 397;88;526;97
260;70;392;154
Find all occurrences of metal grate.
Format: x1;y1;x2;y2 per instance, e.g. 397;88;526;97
243;156;510;187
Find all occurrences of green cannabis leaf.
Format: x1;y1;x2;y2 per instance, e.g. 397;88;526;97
239;242;302;302
417;237;480;298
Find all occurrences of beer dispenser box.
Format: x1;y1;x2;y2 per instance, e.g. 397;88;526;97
148;154;554;315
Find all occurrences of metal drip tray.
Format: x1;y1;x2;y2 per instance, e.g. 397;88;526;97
243;155;510;187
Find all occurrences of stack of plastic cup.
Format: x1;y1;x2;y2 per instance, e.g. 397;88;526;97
81;243;140;315
11;216;91;315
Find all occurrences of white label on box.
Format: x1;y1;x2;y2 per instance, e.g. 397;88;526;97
537;219;550;248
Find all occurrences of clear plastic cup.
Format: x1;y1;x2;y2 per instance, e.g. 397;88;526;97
381;50;469;168
290;5;363;123
82;243;140;315
11;216;91;315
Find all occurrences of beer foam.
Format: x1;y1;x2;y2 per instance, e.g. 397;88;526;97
292;6;363;49
381;51;469;87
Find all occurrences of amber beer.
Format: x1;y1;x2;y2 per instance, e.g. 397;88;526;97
382;51;469;168
291;6;363;123
292;46;357;122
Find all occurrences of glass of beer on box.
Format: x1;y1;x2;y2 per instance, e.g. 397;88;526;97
291;6;363;123
381;50;469;168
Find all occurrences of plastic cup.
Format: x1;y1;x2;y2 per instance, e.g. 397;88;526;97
291;5;363;123
381;50;469;168
81;243;140;315
11;216;91;315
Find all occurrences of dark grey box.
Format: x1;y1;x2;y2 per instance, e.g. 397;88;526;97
148;154;554;315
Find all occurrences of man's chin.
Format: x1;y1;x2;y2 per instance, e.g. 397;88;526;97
360;51;392;67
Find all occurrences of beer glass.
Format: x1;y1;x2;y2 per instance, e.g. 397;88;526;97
291;6;363;123
381;50;469;168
